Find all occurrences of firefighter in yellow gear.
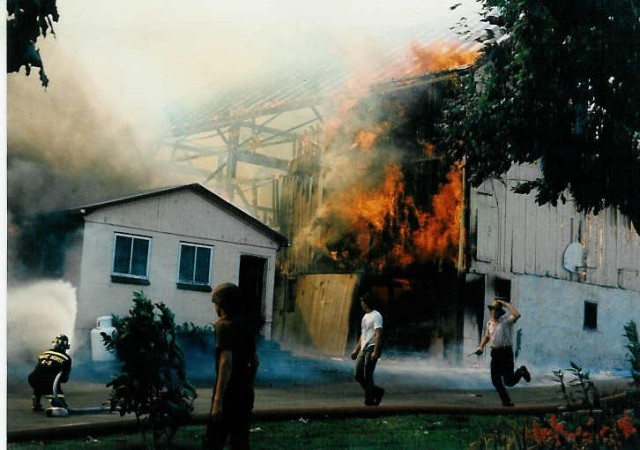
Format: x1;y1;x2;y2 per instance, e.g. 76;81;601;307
28;335;72;411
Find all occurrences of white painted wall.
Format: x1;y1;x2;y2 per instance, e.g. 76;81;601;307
511;275;640;371
73;189;281;356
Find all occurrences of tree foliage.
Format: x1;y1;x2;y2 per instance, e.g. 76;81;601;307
6;0;59;87
624;320;640;386
440;0;640;233
102;291;197;449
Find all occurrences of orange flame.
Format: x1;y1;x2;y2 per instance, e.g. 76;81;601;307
308;41;471;271
352;129;379;153
413;163;462;262
321;163;462;270
407;41;479;76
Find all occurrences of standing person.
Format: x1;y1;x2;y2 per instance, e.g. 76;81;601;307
204;283;259;450
28;334;72;411
475;299;531;407
351;292;385;406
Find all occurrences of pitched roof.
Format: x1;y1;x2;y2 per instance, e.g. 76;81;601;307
64;183;289;248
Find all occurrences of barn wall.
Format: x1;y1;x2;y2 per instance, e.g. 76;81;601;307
470;164;640;291
507;275;640;370
278;273;360;356
468;164;640;370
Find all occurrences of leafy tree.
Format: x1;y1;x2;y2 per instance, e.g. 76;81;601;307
102;291;197;449
624;320;640;386
6;0;59;87
439;0;640;234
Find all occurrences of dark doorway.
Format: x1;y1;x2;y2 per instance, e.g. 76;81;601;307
238;255;267;335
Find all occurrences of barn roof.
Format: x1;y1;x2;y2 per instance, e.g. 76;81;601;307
167;20;485;137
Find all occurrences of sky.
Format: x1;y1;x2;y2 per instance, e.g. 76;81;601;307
15;0;480;129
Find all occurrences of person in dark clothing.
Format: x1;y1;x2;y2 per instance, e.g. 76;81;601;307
28;334;72;411
204;283;259;450
351;293;384;406
475;299;531;407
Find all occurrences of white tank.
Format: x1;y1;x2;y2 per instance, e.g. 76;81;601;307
90;316;117;362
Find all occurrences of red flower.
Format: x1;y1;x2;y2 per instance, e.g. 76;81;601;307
617;415;637;439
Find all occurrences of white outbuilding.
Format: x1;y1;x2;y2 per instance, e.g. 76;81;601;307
27;183;288;360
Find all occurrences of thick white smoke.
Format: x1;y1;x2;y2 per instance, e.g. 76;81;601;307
7;280;78;364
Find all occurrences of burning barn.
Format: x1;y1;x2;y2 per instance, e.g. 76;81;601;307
160;42;486;360
162;39;640;370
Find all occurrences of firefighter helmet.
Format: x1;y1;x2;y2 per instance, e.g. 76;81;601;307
51;334;70;351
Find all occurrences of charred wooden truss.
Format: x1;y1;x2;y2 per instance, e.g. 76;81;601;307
162;66;468;241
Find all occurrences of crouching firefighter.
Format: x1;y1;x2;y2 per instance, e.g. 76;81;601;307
28;335;72;411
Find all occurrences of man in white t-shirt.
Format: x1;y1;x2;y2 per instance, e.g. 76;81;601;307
475;299;531;407
351;293;384;406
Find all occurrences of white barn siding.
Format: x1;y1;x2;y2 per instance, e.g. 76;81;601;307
471;164;640;290
73;189;281;354
469;164;640;370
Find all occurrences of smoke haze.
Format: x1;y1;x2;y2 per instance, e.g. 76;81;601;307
4;0;481;378
7;280;77;363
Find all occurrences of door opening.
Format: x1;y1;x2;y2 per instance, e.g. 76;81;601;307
238;255;267;336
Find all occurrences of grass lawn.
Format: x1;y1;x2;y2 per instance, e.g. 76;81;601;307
7;414;527;449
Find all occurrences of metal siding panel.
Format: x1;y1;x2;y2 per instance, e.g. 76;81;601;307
507;183;526;274
476;194;497;264
523;194;537;274
472;164;640;292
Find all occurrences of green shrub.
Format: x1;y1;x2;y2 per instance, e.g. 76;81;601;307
102;291;197;449
176;321;214;351
623;320;640;387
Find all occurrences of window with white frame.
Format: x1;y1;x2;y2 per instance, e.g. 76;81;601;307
177;242;212;289
112;233;151;284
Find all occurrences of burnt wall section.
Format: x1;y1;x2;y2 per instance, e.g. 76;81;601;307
277;273;360;356
354;265;465;359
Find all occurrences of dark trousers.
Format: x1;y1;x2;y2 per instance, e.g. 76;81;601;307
354;347;382;404
204;390;253;450
28;373;66;407
490;346;524;405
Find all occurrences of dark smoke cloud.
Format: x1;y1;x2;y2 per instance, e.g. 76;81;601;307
6;61;183;370
7;73;172;217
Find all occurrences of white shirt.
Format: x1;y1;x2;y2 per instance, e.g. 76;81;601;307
487;314;516;349
361;310;383;350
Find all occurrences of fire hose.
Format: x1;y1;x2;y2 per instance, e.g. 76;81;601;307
45;372;114;418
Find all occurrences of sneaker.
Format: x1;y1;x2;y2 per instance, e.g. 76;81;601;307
32;404;44;412
520;366;531;383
